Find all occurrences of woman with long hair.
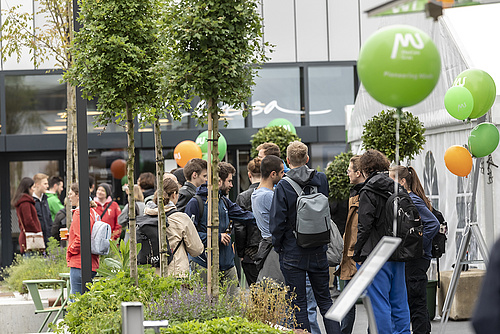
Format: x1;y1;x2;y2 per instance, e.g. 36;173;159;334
12;177;43;254
389;165;440;334
142;178;203;277
94;183;121;240
66;183;99;295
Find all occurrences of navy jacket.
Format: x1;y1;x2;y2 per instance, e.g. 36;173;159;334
185;183;255;271
409;192;439;260
33;193;53;246
269;165;329;255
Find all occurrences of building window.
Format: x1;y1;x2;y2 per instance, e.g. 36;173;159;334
251;67;301;129
308;65;355;127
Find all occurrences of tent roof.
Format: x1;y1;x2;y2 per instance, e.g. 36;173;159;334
349;3;500;142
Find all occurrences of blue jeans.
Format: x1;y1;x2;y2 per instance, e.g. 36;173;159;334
341;280;356;334
306;274;321;334
363;261;411;334
280;252;341;334
70;267;97;296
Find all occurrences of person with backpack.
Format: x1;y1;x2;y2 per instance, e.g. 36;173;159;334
94;183;121;240
185;162;255;296
353;149;412;334
176;158;207;212
389;166;439;334
270;141;341;334
139;178;203;277
118;185;145;243
66;183;99;295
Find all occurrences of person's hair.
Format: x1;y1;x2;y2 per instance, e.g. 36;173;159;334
163;178;179;204
359;149;390;176
133;184;144;202
286;141;308;167
33;173;48;184
70;183;97;207
218;162;236;182
257;142;281;158
247;158;261;177
350;155;361;172
390;165;432;210
260;155;283;178
48;176;63;189
172;168;186;186
89;175;95;189
183;158;208;181
138;172;155;190
11;177;34;207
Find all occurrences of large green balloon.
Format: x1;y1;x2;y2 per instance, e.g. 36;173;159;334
357;25;441;108
195;131;227;160
453;69;496;119
444;86;474;120
267;118;297;134
468;122;499;157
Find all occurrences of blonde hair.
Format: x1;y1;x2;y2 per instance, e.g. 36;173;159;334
133;184;144;202
286;141;308;167
33;173;48;184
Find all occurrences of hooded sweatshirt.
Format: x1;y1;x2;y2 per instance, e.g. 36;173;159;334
269;165;329;255
15;194;43;253
184;183;255;271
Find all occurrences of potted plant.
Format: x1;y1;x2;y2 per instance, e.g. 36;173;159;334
250;126;301;158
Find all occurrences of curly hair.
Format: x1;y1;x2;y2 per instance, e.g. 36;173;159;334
360;149;390;175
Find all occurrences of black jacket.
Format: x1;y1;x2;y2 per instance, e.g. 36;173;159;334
33;194;53;246
51;208;67;241
177;182;197;212
353;172;396;262
235;183;262;262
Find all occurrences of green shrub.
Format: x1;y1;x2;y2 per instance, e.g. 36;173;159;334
325;152;354;201
250;126;301;159
54;266;187;333
361;109;426;162
1;238;68;294
162;316;289;334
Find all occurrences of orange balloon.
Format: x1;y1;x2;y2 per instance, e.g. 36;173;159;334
174;140;202;167
444;146;473;177
110;159;127;179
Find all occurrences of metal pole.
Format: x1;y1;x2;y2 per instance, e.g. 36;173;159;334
73;0;91;292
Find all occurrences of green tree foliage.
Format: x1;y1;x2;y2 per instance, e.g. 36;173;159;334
361;109;426;162
250;127;301;159
65;0;163;284
325;152;354;201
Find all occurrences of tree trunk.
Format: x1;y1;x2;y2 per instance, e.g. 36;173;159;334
154;119;168;277
209;99;220;298
126;103;138;285
65;82;76;227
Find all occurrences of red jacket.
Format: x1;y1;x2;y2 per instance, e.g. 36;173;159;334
66;208;100;271
94;197;121;240
15;194;43;254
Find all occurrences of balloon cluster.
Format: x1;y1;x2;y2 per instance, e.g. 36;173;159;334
444;69;498;177
195;131;227;161
173;131;228;167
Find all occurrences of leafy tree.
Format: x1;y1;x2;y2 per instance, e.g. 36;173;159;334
158;0;270;296
361;109;426;162
65;0;164;285
325;152;354;201
250;126;301;159
0;0;78;224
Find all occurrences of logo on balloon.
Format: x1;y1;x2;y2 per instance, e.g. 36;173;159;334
195;131;227;161
451;69;496;119
391;33;424;59
468;123;500;158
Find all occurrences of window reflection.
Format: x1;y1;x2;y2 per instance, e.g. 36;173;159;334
251;67;301;129
308;66;354;126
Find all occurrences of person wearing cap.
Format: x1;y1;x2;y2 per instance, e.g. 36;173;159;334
94;183;122;240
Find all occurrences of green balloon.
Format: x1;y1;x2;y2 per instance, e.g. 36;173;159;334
453;69;496;119
357;25;441;108
121;175;128;186
468;122;499;157
267;118;297;134
444;86;474;120
195;131;227;160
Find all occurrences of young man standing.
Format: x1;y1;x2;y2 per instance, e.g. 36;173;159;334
32;173;53;246
185;161;255;295
47;176;64;221
270;141;340;334
177;158;207;212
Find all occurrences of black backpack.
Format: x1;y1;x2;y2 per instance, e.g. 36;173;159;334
136;209;181;267
362;183;424;262
431;208;448;258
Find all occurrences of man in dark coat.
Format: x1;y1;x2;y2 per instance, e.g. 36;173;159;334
177;158;207;212
32;173;53;246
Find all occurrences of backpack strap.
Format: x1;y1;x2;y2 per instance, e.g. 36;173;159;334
193;195;205;230
283;176;304;196
100;201;113;219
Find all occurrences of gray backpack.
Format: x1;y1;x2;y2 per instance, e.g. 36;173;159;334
91;216;112;256
283;176;331;248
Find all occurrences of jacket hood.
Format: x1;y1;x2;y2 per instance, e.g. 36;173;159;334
350;182;365;197
365;172;395;193
285;165;319;187
16;193;35;207
195;183;208;197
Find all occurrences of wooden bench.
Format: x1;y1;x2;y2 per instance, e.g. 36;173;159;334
23;279;68;333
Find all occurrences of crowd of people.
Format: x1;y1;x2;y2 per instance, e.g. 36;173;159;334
11;144;443;334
